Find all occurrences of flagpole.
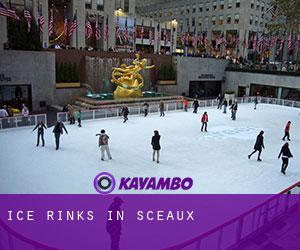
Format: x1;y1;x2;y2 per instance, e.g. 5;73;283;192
75;9;78;49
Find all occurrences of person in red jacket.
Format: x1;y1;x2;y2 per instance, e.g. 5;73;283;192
201;112;208;132
282;121;291;141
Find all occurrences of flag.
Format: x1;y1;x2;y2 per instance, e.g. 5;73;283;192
149;20;153;46
279;37;285;51
140;19;144;44
95;18;101;40
297;34;300;50
48;8;54;36
24;1;32;33
63;11;68;37
258;34;264;51
270;35;278;48
85;15;93;39
192;28;197;48
157;22;161;51
253;34;257;51
288;33;292;51
69;12;78;37
133;18;136;49
37;4;45;33
163;24;168;47
216;33;224;46
124;17;129;42
0;1;19;19
104;15;109;41
115;15;122;44
180;31;185;47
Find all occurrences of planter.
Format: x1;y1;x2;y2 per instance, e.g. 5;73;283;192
224;93;235;101
157;80;176;85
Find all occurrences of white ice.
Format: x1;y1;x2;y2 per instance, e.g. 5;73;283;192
0;103;299;194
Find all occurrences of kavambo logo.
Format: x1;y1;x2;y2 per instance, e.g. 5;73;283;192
93;172;193;194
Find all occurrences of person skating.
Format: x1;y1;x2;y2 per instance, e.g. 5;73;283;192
32;121;47;147
76;109;82;127
151;130;161;164
282;121;291;141
183;98;189;112
201;112;208;132
216;94;222;109
192;99;199;113
278;142;293;175
143;102;149;117
222;98;228;114
248;130;265;161
230;102;238;120
121;106;129;123
96;129;112;161
67;104;75;125
159;100;165;117
254;96;258;110
52;121;68;150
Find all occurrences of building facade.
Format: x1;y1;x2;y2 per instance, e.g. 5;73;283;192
0;0;177;53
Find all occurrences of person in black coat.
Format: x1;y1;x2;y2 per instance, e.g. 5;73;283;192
52;121;68;150
121;106;129;123
151;130;161;164
192;99;199;113
143;102;149;117
248;130;265;161
230;102;238;120
278;142;293;175
33;121;47;147
222;98;228;114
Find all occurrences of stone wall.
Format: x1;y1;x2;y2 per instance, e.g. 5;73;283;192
0;50;55;111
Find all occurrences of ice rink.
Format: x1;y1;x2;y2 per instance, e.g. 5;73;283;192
0;103;299;194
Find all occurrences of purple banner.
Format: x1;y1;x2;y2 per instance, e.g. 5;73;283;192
0;194;299;250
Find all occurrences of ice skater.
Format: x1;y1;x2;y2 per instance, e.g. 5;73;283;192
96;129;112;161
121;106;129;123
32;120;47;147
159;100;165;117
192;99;199;113
248;130;265;161
254;96;258;110
143;102;149;117
76;109;82;127
67;104;75;125
278;142;293;175
151;130;161;164
201;112;208;132
217;94;222;109
183;98;189;112
222;98;228;114
52;121;68;150
230;102;238;120
282;121;291;141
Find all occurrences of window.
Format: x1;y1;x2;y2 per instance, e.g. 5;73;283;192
220;0;224;9
236;0;240;8
199;4;203;12
213;1;217;10
85;0;91;9
255;16;258;26
186;18;190;27
227;14;232;24
234;14;239;24
198;17;202;26
256;1;260;10
192;17;195;26
228;0;233;9
212;16;216;25
193;5;196;13
181;7;184;14
97;0;104;11
261;2;265;12
219;15;224;25
206;2;210;11
186;6;190;14
249;14;253;25
260;21;263;27
251;0;254;9
124;0;129;12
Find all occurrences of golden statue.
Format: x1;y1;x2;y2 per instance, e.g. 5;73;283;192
111;54;155;99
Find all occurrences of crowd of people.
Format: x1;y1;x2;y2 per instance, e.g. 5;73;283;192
27;97;297;173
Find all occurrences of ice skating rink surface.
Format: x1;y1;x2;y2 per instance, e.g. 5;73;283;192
0;103;299;194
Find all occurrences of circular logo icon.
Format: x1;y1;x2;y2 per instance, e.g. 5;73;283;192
93;172;116;195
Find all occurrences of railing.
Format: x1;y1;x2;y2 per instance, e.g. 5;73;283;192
0;114;47;130
165;182;300;250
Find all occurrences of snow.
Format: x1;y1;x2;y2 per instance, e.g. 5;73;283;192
0;103;299;194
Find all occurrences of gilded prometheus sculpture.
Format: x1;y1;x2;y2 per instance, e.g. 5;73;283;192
111;54;155;99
